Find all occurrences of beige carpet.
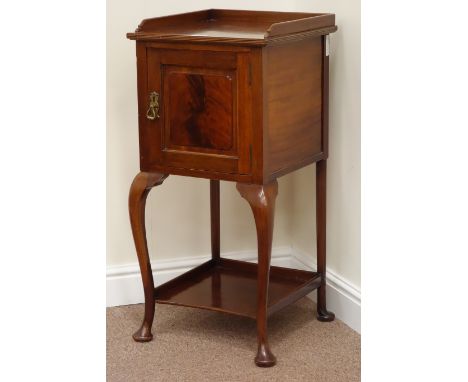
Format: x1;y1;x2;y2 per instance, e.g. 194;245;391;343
107;298;360;381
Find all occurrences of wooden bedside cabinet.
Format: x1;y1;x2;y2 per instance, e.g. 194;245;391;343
126;9;337;367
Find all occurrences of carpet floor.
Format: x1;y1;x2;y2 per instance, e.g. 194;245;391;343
107;298;360;381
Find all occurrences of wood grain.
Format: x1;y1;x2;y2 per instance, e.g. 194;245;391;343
166;71;234;151
128;172;168;342
141;48;253;176
134;20;335;182
153;258;321;319
127;9;336;46
237;180;278;367
127;9;338;367
321;34;330;158
263;36;324;181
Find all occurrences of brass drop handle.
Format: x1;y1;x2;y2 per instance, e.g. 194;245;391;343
146;91;160;120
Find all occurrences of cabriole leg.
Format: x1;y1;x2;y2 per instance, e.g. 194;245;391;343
237;180;278;367
128;171;168;341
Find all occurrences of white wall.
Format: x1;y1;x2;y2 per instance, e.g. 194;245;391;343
289;1;361;287
107;1;360;288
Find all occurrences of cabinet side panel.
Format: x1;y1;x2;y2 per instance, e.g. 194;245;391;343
264;37;323;180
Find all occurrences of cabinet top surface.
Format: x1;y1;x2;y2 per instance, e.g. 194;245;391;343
127;9;336;46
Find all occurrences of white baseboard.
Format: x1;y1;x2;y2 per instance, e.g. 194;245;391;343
107;246;361;333
290;247;361;333
106;246;292;307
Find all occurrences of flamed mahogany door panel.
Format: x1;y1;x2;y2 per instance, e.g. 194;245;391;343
141;48;252;176
164;67;237;154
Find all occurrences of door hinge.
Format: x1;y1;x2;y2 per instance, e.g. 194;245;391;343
325;35;330;57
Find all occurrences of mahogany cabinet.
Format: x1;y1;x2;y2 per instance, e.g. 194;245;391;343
126;9;337;367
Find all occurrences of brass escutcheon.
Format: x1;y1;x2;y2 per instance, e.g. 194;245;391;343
146;91;160;120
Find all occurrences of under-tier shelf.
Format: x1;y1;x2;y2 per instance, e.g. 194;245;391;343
154;258;321;319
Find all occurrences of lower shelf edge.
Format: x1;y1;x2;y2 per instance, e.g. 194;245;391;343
153;257;321;319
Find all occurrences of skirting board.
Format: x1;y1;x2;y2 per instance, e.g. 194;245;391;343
290;247;361;333
107;246;361;333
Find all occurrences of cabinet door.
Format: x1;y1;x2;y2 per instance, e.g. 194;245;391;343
140;48;252;175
